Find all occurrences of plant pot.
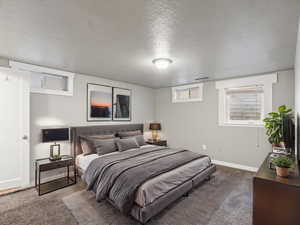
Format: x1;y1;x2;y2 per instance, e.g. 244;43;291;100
275;166;289;177
272;142;285;148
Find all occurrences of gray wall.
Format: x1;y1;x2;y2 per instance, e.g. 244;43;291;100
155;70;295;168
30;68;295;182
0;57;9;67
295;18;300;157
30;73;155;182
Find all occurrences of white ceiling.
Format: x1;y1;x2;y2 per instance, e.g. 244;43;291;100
0;0;299;88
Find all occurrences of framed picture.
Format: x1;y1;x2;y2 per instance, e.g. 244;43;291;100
87;83;113;121
113;87;131;121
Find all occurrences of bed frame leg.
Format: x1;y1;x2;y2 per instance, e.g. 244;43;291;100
183;192;189;197
205;175;211;181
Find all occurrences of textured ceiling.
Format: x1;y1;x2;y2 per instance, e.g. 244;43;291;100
0;0;299;88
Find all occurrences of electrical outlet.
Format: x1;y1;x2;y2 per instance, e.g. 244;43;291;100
202;144;207;150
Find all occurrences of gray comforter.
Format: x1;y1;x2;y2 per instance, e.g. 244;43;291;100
83;146;206;214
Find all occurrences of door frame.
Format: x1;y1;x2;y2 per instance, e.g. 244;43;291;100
19;68;30;187
0;67;30;189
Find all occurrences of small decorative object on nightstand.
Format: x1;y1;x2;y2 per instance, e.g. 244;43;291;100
149;123;161;141
35;155;76;196
272;156;292;177
42;128;69;161
147;140;167;147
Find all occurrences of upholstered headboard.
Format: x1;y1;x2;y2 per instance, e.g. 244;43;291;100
70;124;144;158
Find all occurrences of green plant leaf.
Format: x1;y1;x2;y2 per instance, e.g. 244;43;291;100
265;105;293;145
278;105;286;113
268;112;279;117
272;156;292;168
285;109;292;114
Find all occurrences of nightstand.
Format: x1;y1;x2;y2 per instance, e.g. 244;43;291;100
146;140;167;147
35;155;76;196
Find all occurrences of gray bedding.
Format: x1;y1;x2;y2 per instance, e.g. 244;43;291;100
135;156;211;207
83;146;206;214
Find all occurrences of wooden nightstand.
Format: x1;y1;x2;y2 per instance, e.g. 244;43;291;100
35;155;76;196
146;140;167;147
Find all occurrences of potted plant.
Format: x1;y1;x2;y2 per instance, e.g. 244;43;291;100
263;105;293;148
272;156;293;177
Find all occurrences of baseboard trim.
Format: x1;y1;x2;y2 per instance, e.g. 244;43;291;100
0;178;21;190
212;160;258;172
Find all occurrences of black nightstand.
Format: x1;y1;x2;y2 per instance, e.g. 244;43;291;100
146;140;167;147
35;155;76;196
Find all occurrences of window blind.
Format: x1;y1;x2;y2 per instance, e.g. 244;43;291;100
226;85;264;121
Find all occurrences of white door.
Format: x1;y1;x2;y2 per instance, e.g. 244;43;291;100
0;68;30;190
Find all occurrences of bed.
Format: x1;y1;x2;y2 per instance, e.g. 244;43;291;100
71;124;216;224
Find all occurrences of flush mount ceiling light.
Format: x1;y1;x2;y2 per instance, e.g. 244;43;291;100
152;58;173;69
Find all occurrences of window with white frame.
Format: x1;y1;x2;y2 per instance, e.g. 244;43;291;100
9;61;74;96
216;74;277;126
172;83;203;103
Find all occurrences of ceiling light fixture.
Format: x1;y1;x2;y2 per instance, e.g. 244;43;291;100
152;58;173;69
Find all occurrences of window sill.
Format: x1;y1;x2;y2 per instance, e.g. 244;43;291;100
172;98;203;103
219;123;264;128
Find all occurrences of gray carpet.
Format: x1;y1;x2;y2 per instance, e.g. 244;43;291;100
0;166;253;225
0;182;83;225
63;166;253;225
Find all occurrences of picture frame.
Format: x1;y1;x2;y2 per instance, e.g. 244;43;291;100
113;87;131;121
87;83;113;121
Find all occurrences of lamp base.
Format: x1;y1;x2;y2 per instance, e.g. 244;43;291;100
151;130;160;142
50;143;61;161
49;156;62;161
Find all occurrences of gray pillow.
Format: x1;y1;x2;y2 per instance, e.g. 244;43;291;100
90;138;119;156
80;136;118;156
118;130;142;138
82;134;115;139
80;134;116;156
124;135;146;146
116;138;139;152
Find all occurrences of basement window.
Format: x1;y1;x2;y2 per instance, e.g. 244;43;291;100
9;61;74;96
172;83;203;103
216;74;277;127
225;85;264;125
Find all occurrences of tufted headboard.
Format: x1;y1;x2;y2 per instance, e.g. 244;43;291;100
70;124;144;158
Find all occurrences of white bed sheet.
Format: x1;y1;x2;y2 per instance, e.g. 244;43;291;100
76;146;211;207
76;145;154;171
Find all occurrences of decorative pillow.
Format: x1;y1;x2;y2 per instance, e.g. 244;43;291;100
116;138;139;152
80;138;95;156
124;135;146;146
118;130;142;138
80;135;118;156
88;138;119;156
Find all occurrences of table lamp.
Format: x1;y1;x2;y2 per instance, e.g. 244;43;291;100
149;123;161;141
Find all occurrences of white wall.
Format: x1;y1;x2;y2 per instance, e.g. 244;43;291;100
155;70;295;169
30;73;155;182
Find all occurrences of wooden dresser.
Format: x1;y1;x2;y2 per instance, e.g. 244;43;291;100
253;154;300;225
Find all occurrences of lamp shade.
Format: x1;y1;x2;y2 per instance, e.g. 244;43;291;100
149;123;161;131
42;128;69;142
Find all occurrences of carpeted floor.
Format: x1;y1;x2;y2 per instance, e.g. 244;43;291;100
0;166;253;225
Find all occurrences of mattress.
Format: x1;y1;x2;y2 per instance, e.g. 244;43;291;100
76;146;211;207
